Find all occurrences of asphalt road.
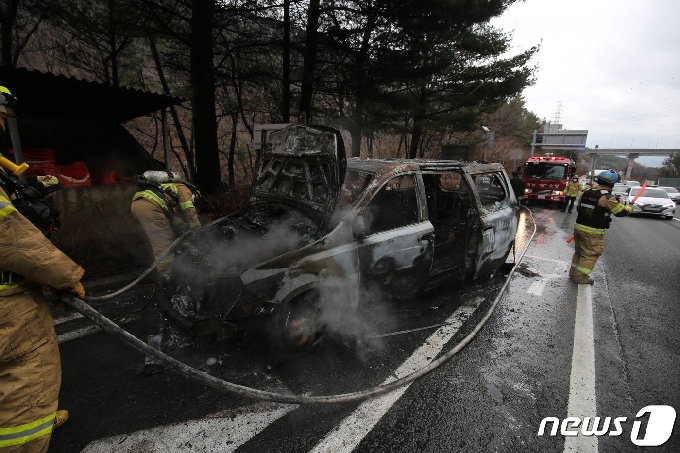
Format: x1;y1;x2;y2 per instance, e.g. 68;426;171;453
47;205;679;453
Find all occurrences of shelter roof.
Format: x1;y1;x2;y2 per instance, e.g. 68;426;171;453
0;66;186;123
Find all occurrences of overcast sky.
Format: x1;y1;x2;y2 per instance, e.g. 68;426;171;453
490;0;680;167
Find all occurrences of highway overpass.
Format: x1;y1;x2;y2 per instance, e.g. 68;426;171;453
582;148;678;179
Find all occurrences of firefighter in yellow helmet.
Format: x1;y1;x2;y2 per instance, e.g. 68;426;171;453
0;86;85;452
130;171;201;269
570;169;632;284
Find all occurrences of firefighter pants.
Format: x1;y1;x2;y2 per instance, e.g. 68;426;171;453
131;198;176;266
0;287;60;453
562;196;577;212
570;229;605;283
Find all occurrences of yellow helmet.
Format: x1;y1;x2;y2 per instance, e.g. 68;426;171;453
0;86;17;118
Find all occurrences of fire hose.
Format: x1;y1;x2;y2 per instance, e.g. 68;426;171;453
61;207;537;405
84;216;227;302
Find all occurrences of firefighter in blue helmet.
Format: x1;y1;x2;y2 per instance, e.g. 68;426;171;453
570;169;632;284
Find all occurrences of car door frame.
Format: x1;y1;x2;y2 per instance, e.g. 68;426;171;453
354;170;434;295
466;169;518;280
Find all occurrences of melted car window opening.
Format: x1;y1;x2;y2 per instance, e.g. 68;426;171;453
473;172;510;215
327;170;374;231
363;174;419;235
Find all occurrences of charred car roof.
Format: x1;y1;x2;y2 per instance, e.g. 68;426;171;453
346;158;507;175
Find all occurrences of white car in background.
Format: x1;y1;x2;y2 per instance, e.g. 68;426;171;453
623;187;676;220
612;183;633;201
658;186;680;204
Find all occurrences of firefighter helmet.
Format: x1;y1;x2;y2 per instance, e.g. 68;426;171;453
572;175;579;181
596;169;619;187
0;86;17;118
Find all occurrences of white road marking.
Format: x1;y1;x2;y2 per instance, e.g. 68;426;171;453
527;273;561;296
309;297;485;453
57;325;101;344
526;255;571;265
81;403;297;453
563;284;598;453
523;259;569;297
53;312;84;325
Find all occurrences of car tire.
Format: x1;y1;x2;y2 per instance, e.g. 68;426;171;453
275;290;322;350
664;215;674;220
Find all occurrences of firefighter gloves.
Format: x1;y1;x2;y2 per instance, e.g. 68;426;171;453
68;282;85;299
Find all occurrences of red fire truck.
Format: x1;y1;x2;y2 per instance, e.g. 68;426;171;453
522;155;577;204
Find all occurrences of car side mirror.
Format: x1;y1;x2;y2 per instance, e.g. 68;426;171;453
353;216;369;239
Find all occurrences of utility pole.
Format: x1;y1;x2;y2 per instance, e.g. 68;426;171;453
530;130;537;157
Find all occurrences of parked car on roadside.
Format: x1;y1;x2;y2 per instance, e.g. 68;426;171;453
622;186;676;219
658;186;680;204
160;124;520;349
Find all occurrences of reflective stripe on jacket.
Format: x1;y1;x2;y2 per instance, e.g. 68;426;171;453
132;189;169;211
132;183;201;230
0;276;32;292
0;411;55;447
564;181;583;197
0;195;15;219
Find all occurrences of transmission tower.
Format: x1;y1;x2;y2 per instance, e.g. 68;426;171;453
552;101;563;124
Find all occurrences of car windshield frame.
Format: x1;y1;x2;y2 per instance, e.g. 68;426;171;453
326;169;375;231
629;188;670;199
660;187;679;194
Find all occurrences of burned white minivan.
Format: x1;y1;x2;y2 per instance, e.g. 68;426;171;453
161;124;519;349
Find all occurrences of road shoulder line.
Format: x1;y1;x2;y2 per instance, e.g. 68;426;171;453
563;284;598;452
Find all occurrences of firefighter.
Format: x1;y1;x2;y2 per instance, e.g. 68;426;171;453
0;86;85;452
509;170;526;202
570;169;632;284
130;172;201;269
561;174;584;213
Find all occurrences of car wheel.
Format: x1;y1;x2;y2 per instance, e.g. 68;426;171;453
276;290;321;350
665;215;674;220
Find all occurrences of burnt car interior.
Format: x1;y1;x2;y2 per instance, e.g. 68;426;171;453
422;172;473;275
363;175;419;234
473;173;509;211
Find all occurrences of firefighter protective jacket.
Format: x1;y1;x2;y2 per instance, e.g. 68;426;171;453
132;183;200;232
574;185;632;234
0;185;84;296
564;180;583;198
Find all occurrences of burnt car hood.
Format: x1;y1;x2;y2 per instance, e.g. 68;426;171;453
189;204;320;275
249;124;347;230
